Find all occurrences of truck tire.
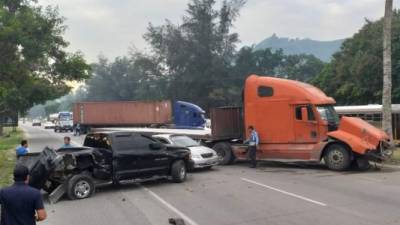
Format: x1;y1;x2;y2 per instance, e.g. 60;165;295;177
67;174;95;200
171;160;186;183
324;143;351;171
213;142;234;165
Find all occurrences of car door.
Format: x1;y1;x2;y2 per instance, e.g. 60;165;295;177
132;135;172;177
112;133;142;180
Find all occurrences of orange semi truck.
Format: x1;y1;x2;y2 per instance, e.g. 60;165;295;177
210;74;392;171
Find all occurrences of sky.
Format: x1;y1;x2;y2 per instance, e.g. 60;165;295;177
38;0;399;63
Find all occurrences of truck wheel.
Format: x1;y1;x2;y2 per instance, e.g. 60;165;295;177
213;142;234;165
171;160;186;183
324;143;351;171
67;174;95;200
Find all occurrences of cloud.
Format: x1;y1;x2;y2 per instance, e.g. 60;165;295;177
37;0;399;62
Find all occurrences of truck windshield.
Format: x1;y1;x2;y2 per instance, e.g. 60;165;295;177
59;114;72;121
171;136;199;147
317;105;340;127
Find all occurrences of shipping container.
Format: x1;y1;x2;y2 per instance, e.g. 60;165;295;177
210;107;243;140
73;100;173;127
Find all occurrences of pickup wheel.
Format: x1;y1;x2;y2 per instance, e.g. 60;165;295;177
324;143;351;171
213;142;234;165
67;174;95;200
171;160;186;183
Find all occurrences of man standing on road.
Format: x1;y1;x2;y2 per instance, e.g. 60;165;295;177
0;165;47;225
74;123;80;136
61;136;73;148
16;140;29;158
244;126;259;168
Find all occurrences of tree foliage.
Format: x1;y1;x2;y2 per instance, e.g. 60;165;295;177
313;10;400;105
0;0;91;114
142;0;245;108
32;0;326;115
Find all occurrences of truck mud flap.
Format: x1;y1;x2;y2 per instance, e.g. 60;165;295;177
48;182;67;204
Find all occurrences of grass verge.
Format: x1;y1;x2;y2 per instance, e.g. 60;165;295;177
0;127;23;187
388;148;400;165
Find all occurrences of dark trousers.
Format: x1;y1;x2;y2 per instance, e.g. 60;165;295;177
248;145;257;167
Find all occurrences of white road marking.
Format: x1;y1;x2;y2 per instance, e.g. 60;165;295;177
143;187;200;225
241;178;327;207
359;177;382;182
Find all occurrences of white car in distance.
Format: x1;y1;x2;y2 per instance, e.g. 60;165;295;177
43;121;56;129
153;134;219;170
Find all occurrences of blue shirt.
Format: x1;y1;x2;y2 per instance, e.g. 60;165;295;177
245;130;259;146
60;143;73;148
250;130;259;145
15;146;28;157
0;182;44;225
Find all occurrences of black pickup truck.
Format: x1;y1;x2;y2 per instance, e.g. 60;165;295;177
19;131;192;202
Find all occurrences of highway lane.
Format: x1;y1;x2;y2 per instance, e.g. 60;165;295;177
19;123;400;225
20;123;85;152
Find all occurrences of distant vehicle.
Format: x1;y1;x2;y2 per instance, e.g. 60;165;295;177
19;131;192;202
43;121;55;129
153;134;219;170
334;104;400;140
73;100;206;134
32;119;41;126
48;113;58;123
54;112;73;132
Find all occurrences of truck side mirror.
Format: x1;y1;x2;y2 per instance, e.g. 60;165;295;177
301;107;309;122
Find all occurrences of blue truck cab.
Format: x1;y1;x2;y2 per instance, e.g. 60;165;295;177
174;101;206;129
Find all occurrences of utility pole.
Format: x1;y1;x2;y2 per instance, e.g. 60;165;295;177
382;0;393;142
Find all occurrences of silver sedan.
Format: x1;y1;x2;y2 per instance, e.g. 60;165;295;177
153;134;219;169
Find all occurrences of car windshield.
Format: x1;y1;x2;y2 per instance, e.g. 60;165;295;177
317;105;340;125
170;136;199;147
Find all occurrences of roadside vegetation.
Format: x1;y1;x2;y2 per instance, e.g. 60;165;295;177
389;148;400;164
0;128;23;187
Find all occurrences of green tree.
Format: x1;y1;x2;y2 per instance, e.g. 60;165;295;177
0;0;90;122
144;0;245;108
313;10;400;105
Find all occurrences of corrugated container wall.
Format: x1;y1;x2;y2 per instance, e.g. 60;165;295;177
210;107;243;140
73;100;172;126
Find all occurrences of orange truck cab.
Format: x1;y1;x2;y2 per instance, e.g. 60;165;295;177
211;75;392;171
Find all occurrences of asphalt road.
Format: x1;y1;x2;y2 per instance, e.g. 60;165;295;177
19;123;400;225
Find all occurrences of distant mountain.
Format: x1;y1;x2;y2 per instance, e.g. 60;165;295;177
254;34;345;62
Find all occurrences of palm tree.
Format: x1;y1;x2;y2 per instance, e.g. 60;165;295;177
382;0;393;142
